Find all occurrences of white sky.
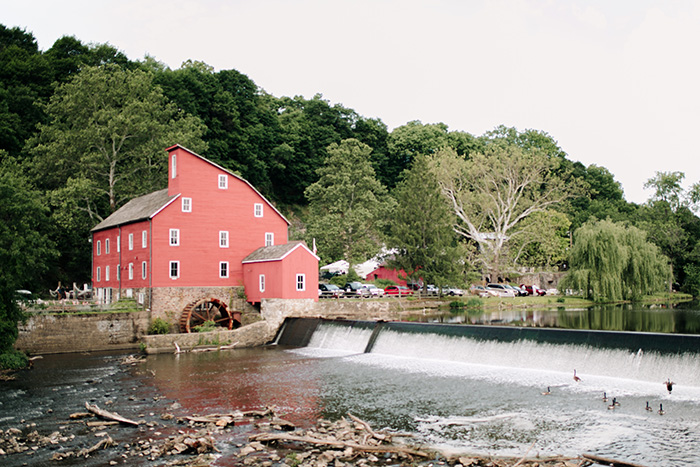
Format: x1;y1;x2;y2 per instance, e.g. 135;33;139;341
4;0;700;204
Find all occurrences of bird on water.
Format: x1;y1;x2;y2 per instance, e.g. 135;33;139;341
541;387;551;395
658;403;665;415
602;392;608;402
607;397;617;410
573;369;582;382
665;379;674;394
645;401;653;412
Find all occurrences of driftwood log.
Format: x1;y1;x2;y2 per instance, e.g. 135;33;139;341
249;431;431;458
583;453;649;467
85;402;139;426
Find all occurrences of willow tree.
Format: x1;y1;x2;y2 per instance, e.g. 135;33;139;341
430;144;578;281
561;219;670;301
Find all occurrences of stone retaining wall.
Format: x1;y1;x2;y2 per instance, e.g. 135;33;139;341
15;311;150;355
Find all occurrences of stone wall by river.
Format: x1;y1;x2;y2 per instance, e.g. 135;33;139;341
16;296;434;355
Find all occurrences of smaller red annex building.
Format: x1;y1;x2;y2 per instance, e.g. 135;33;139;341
91;145;319;330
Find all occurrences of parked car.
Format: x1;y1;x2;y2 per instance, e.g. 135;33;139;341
360;284;385;297
470;285;497;297
384;285;414;296
505;284;527;296
318;283;344;298
520;284;546;296
486;283;516;297
344;281;371;297
441;286;464;296
425;284;440;296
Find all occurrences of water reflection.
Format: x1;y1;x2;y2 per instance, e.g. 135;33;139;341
417;301;700;334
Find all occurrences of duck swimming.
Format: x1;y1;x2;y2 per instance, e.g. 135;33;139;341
573;369;582;382
607;397;617;410
602;392;608;402
658;403;665;415
645;401;653;412
541;387;551;395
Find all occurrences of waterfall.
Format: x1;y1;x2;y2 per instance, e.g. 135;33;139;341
290;318;700;387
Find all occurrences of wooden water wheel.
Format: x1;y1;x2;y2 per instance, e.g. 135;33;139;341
179;298;236;333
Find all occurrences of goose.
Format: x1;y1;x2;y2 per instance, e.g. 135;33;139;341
607;397;617;410
602;392;608;402
665;379;674;394
658;403;665;415
645;401;653;412
573;370;582;382
541;387;551;396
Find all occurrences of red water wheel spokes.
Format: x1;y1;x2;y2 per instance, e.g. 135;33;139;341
179;298;234;333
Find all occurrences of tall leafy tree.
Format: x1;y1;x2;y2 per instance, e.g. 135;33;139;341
561;219;670;301
305;139;394;264
386;155;464;288
386;121;480;188
431;144;580;281
29;64;207;218
0;155;56;356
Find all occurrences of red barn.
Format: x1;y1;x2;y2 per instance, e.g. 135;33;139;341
91;145;319;331
365;265;409;286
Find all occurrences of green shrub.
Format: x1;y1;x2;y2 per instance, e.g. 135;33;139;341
465;297;483;308
449;300;465;309
148;317;171;335
556;297;565;303
0;349;28;370
193;320;217;333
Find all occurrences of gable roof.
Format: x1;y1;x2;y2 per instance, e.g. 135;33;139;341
242;241;320;263
91;189;177;232
166;144;289;226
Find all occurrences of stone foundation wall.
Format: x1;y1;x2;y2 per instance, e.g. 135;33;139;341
150;286;248;326
15;311;150;355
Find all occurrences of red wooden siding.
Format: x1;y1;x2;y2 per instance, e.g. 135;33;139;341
243;245;319;303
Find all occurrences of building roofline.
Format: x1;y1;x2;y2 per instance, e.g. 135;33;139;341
167;144;290;226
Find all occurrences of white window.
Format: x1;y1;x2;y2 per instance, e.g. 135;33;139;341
254;203;263;218
219;231;229;248
96;240;101;256
182;197;192;212
142;230;147;248
117;235;120;252
137;292;144;305
117;264;120;280
171;153;177;178
169;261;180;279
105;238;110;254
259;274;265;292
170;229;180;246
128;263;134;280
219;261;229;278
96;267;101;282
265;232;274;246
128;233;134;251
105;265;110;282
296;273;306;291
141;261;147;279
218;174;228;189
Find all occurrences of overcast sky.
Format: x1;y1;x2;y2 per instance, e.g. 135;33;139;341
4;0;699;204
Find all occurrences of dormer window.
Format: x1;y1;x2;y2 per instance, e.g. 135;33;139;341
218;174;228;189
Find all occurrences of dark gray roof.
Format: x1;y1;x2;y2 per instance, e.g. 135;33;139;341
242;241;309;263
91;189;176;232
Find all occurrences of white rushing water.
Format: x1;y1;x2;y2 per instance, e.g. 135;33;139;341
291;321;700;464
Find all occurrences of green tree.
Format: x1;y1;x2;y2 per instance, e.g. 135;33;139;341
509;210;571;269
386;121;480;188
0;155;57;357
561;220;670;301
386;155;464;289
305;139;394;264
29;64;207;218
430;144;579;281
644;171;686;211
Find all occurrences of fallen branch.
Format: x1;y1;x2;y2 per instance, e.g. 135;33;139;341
85;402;139;426
348;413;387;441
582;453;649;467
512;440;536;467
77;436;114;457
249;432;431;458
